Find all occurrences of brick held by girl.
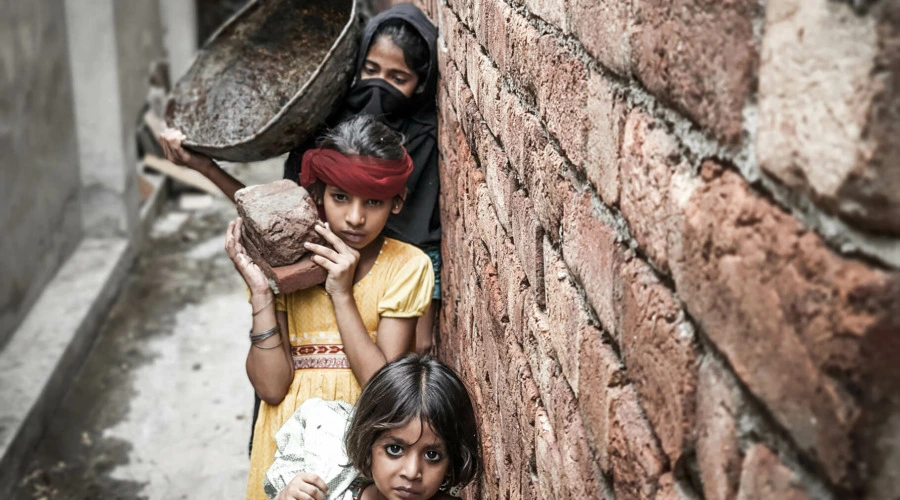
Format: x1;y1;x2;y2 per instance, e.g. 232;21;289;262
225;115;434;500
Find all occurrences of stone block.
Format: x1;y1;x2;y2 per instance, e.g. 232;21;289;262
568;0;632;75
585;72;626;206
695;356;743;500
234;180;321;267
504;7;542;99
757;0;900;234
537;34;589;168
630;0;759;143
736;445;810;500
510;189;546;307
670;161;900;488
577;330;626;474
616;256;699;465
620;109;691;273
608;384;668;500
561;191;620;333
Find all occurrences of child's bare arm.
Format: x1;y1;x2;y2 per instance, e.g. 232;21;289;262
225;219;294;403
159;128;245;202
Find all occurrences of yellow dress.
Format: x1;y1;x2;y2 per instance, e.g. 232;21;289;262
246;238;434;500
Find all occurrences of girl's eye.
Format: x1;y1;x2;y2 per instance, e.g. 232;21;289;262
366;199;384;207
424;450;443;462
331;193;348;202
393;77;407;85
386;444;403;457
363;65;377;75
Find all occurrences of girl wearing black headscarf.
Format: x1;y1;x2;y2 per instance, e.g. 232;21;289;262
284;3;442;353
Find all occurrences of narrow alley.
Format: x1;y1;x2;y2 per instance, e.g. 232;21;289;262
12;161;280;499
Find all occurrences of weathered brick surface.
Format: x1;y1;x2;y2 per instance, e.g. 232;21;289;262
616;255;699;465
629;0;759;143
695;356;743;500
671;162;900;488
757;0;900;234
585;72;625;206
736;445;811;500
620;109;691;273
568;0;632;74
608;384;668;500
561;191;619;333
234;180;322;267
419;0;900;497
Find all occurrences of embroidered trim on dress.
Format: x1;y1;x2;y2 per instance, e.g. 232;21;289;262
291;344;350;370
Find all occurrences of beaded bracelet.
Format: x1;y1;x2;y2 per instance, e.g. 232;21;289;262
249;325;279;343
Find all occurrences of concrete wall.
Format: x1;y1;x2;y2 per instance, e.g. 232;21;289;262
1;0;184;345
0;0;83;347
406;0;900;498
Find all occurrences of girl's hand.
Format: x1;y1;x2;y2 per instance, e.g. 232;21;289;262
305;222;359;298
274;472;328;500
159;128;214;173
225;218;270;295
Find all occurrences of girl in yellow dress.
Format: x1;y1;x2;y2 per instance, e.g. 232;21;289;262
225;115;434;500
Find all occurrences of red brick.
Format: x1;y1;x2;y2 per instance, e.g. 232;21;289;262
268;255;327;294
534;408;565;499
468;46;504;140
561;191;620;333
656;473;698;500
577;331;626;474
477;127;515;233
537;35;588;168
629;0;759;143
496;240;528;338
568;0;632;74
504;8;542;98
525;0;567;32
695;356;743;500
510;189;545;308
736;445;810;500
543;239;595;394
757;0;900;234
584;72;625;206
670;162;900;487
472;0;510;71
549;379;610;498
620;109;691;273
608;384;668;499
526;144;568;238
616;255;699;465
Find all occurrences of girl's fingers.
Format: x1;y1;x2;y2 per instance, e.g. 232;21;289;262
297;473;328;496
304;241;341;263
310;254;338;273
313;222;351;253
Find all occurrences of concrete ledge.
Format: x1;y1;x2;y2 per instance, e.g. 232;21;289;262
0;237;135;496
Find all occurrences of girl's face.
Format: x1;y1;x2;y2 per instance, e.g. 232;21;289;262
322;185;401;250
369;417;450;500
361;36;419;97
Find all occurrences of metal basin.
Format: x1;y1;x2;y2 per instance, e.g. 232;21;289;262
166;0;359;162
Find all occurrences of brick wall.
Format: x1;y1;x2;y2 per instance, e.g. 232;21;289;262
397;1;900;498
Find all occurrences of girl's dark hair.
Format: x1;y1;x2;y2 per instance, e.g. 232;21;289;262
317;114;405;160
372;19;430;91
345;354;482;489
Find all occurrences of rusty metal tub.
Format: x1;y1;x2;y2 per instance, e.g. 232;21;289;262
166;0;360;162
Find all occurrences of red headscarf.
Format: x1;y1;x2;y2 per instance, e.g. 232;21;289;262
299;148;413;200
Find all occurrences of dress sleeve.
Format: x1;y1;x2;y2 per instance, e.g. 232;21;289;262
377;252;435;318
275;293;287;312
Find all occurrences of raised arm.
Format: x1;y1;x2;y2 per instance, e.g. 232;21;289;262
159;128;246;202
305;223;416;387
225;218;294;404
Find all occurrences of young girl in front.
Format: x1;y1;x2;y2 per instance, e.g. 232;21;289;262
267;354;482;500
226;115;434;500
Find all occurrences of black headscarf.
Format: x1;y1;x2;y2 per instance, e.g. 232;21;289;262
284;3;440;248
